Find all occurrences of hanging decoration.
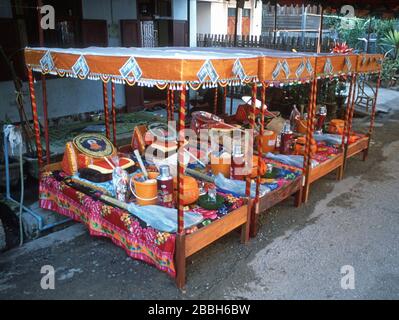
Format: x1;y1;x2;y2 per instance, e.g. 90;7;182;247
233;58;248;82
197;60;219;84
72;55;90;79
119;56;143;81
39;51;54;73
324;58;334;75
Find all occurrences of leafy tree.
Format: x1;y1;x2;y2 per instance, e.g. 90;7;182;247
380;30;399;59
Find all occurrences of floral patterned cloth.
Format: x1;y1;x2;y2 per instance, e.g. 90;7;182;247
39;171;176;277
261;159;302;192
39;170;246;277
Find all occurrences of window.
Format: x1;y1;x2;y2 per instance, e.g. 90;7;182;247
228;8;236;17
243;9;251;17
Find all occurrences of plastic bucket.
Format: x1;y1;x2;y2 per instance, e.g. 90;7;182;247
210;154;231;178
130;172;159;206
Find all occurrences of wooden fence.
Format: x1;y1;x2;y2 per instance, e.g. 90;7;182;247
197;32;334;53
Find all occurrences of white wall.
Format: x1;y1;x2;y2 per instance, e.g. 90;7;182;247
197;2;212;34
210;1;228;34
251;0;262;36
197;0;228;35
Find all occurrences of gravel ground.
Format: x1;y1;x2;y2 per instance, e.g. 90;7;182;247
0;111;398;300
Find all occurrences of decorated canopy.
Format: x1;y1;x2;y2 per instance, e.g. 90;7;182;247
24;47;383;89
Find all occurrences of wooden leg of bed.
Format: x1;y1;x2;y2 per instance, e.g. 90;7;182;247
362;148;369;161
249;200;259;238
337;165;344;181
241;200;252;243
175;234;186;290
294;187;303;207
302;183;310;204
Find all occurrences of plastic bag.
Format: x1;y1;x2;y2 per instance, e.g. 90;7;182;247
214;173;269;198
126;203;203;233
265;152;319;168
313;133;346;146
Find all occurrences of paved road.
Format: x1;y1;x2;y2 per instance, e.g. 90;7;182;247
1;112;398;300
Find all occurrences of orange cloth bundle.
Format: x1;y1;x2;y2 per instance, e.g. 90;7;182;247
235;104;260;123
328;119;346;135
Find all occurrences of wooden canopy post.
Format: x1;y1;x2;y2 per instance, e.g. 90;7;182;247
345;76;359;161
103;82;110;139
37;0;50;165
242;83;257;243
342;73;356;172
230;86;234;115
111;82;117;146
302;74;318;203
251;83;266;237
27;69;43;171
213;87;218;114
166;85;171;121
170;89;175;121
175;86;187;290
223;86;228;115
41;74;50;165
364;71;382;160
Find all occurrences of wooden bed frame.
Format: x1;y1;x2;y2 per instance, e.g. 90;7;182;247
251;174;302;237
44;153;251;290
302;152;344;203
346;135;370;161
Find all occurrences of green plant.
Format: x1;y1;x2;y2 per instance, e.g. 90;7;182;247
381;58;399;85
380;30;399;60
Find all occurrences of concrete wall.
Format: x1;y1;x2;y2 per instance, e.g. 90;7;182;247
197;2;212;34
0;0;136;122
197;1;228;35
210;1;228;34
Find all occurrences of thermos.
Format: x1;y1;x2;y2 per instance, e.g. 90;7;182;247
231;144;246;180
280;121;294;155
157;165;174;208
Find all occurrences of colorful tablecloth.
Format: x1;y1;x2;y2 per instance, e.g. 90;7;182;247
39;171;246;277
40;171;177;276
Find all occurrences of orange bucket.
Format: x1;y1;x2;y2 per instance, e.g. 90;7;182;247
130;172;159;206
210;154;231;178
257;130;276;153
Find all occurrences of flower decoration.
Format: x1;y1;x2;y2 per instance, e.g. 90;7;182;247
331;41;353;54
